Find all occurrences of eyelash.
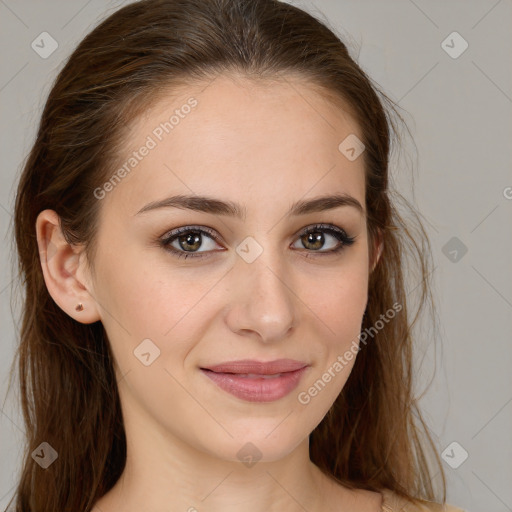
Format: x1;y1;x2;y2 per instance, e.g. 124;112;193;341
158;223;356;261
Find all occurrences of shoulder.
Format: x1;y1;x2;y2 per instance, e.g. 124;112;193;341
380;488;467;512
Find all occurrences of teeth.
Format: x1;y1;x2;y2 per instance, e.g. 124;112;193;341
236;373;283;379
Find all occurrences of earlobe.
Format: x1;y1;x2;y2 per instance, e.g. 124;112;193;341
35;209;101;324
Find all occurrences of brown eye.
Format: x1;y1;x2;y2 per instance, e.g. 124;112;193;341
159;226;222;260
292;224;355;255
300;231;327;251
176;232;202;252
158;223;356;261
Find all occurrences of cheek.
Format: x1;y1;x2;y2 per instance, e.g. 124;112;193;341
306;262;368;336
95;257;228;395
93;257;211;416
96;239;209;334
299;260;368;400
295;267;368;414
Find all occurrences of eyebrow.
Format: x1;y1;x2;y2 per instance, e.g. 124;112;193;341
135;193;365;219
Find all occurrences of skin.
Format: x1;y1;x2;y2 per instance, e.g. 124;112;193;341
36;73;384;512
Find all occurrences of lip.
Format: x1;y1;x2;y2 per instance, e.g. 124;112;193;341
202;359;308;374
200;359;310;402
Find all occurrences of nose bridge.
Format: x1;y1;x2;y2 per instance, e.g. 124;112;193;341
227;236;297;342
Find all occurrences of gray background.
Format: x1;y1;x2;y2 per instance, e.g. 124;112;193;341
0;1;511;511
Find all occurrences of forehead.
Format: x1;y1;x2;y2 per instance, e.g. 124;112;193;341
101;73;366;220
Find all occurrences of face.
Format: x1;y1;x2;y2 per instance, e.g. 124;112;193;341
41;73;378;463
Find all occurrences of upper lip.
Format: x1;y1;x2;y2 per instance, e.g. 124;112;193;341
201;359;309;375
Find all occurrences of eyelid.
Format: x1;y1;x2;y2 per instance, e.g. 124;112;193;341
161;225;220;241
296;223;350;239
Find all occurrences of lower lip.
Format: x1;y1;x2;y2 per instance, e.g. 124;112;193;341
200;367;308;402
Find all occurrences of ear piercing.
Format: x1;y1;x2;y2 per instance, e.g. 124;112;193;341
75;303;84;312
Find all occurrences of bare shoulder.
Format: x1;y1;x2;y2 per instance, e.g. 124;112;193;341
380;488;467;512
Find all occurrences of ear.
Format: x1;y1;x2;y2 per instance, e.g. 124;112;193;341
35;209;101;324
370;229;384;273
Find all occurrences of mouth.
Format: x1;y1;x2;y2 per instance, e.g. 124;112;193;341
199;359;310;402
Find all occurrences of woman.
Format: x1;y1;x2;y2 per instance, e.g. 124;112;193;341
7;0;465;511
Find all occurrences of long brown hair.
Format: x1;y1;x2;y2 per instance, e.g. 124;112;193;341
6;0;446;510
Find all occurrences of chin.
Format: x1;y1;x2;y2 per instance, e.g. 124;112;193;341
195;427;306;464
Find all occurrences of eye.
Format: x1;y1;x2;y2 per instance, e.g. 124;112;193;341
291;223;356;257
158;223;356;260
159;226;222;260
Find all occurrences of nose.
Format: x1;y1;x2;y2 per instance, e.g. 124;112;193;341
225;251;297;344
